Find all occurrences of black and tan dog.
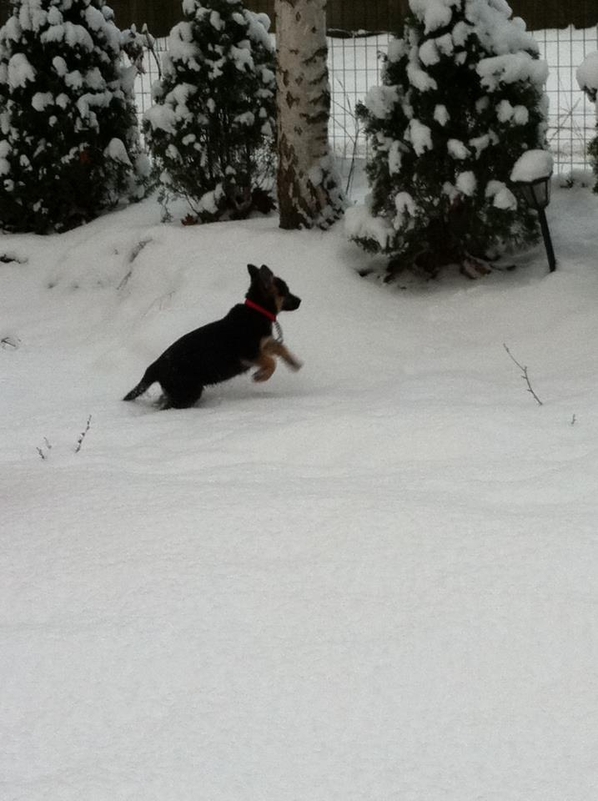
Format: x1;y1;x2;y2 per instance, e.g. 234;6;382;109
123;264;302;409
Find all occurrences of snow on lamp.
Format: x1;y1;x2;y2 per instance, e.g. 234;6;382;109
510;150;556;273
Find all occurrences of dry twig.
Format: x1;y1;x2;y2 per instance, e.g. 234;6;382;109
74;415;92;454
503;344;543;406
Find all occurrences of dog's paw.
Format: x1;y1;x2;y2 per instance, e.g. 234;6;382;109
253;368;271;383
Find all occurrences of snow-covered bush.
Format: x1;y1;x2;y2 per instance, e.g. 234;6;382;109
144;0;276;223
0;0;149;234
347;0;550;279
577;51;598;192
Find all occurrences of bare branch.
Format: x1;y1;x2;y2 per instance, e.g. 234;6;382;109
74;415;92;454
503;344;543;406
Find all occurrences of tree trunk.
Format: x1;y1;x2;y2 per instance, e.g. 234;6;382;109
275;0;344;229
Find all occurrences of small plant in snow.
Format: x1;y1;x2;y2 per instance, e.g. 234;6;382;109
35;416;93;460
1;333;21;348
347;0;550;280
503;343;543;406
144;0;277;223
36;437;52;461
0;0;150;234
74;414;92;453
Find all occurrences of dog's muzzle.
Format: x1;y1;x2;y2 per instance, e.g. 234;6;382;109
283;294;301;311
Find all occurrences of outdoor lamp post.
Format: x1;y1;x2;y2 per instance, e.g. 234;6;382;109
510;150;556;273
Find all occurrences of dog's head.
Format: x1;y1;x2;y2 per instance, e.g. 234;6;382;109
247;264;301;313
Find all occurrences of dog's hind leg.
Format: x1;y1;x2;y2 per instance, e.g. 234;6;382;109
159;382;204;409
162;388;204;409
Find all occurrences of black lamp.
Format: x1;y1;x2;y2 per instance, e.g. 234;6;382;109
515;174;551;211
511;151;556;273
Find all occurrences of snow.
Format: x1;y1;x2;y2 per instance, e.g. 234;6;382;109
52;54;68;75
496;99;529;125
31;90;52;111
393;190;418;228
409;0;460;34
469;132;491;155
162;22;199;72
576;50;598;103
18;0;47;33
345;199;393;248
145;82;197;134
433;103;449;126
230;43;254;72
209;9;224;32
419;37;442;66
106;137;133;166
511;149;554;183
7;51;36;87
408;0;541;59
0;139;10;174
408;118;433;155
485;179;518;210
0;0;597;794
455;169;477;195
363;84;398;119
388;139;403;173
42;21;96;51
477;52;548;91
407;53;438;92
3;167;598;800
47;6;62;25
447;138;470;159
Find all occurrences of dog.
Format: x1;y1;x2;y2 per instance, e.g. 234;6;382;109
123;264;302;409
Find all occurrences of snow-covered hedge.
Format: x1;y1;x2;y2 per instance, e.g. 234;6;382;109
144;0;276;222
348;0;550;278
0;0;149;234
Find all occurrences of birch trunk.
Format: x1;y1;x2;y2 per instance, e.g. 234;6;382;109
275;0;344;229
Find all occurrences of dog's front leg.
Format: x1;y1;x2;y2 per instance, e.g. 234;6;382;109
252;353;277;382
261;338;303;371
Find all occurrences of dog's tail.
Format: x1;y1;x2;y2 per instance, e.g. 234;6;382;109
123;368;155;402
123;381;150;402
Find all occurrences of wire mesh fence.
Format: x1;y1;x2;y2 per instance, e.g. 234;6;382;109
538;25;598;170
0;0;593;174
134;24;598;177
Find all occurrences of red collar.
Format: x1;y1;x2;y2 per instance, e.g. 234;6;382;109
245;299;277;322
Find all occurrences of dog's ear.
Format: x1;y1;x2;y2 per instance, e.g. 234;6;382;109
259;264;274;287
247;264;260;281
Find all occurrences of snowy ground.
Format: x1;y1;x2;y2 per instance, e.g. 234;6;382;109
2;173;598;800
